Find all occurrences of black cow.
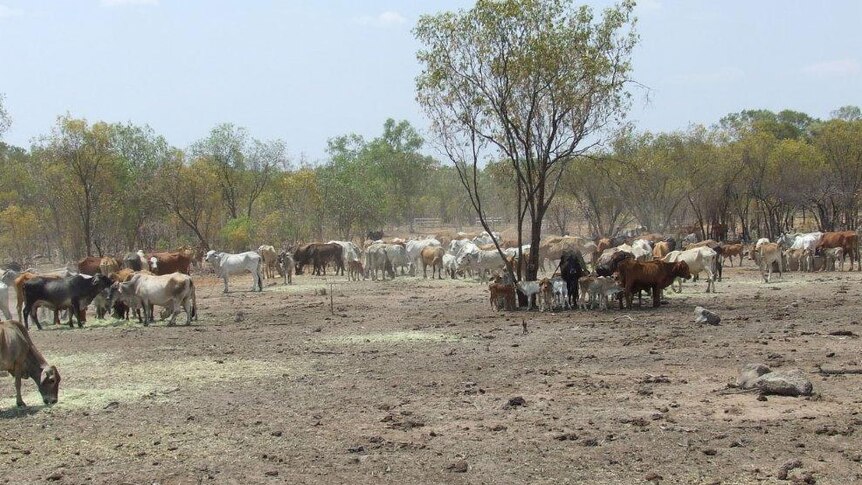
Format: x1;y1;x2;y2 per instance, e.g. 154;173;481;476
22;274;113;329
123;252;144;271
559;249;588;308
367;230;384;241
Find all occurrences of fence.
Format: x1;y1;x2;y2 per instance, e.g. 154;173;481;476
413;217;442;229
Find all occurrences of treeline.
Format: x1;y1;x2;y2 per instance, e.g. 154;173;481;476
0;102;859;264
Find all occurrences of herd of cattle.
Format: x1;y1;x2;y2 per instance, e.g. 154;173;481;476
1;228;860;411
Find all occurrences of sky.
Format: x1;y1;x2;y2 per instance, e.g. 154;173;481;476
0;0;860;162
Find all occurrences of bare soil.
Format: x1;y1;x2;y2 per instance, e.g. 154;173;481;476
2;265;862;484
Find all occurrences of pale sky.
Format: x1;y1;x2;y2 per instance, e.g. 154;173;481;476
0;1;859;161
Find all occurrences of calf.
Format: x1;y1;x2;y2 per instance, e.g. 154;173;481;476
758;242;783;283
277;251;295;285
516;280;541;310
258;245;281;280
538;278;554;312
720;243;744;267
823;247;844;272
443;254;459;279
347;260;365;281
488;283;516;311
0;320;61;408
23;274;113;329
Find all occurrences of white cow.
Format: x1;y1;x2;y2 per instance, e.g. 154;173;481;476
327;240;362;263
383;244;408;276
663;247;718;293
778;232;823;272
631;239;654;261
405;238;441;276
365;243;394;281
442;254;459;279
205;250;263;293
114;272;196;326
457;249;508;280
472;231;501;247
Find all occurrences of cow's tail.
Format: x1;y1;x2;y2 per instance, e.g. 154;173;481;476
256;257;264;291
189;280;198;320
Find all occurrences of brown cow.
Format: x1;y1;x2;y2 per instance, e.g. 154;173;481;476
99;257;120;276
652;241;672;259
617;258;691;309
488;283;516;311
78;256;102;276
1;320;60;407
817;231;859;271
148;252;192;276
420;246;445;279
347;260;364;281
720;243;744;267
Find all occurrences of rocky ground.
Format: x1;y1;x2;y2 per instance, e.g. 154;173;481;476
2;264;861;484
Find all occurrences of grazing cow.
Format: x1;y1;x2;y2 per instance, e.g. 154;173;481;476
758;242;783;283
0;270;18;320
22;274;113;329
379;244;407;276
205;250;263;293
114;272;196;326
0;320;60;408
107;268;143;321
257;245;281;280
617;258;691;309
720;243;744;267
824;247;845;271
406;239;442;276
148;252;192;276
277;251;295;285
663;247;718;293
365;243;395;281
488;283;516;311
123;251;148;271
293;243;344;276
347;260;365;281
559;250;587;308
77;256;102;276
420;246;445;279
817;231;859;271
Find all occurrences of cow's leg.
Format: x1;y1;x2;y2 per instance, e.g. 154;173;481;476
652;286;661;307
222;276;229;293
15;375;25;407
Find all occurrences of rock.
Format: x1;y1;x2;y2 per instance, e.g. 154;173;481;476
264;470;279;477
645;471;663;481
754;369;813;397
502;396;526;409
694;306;721;325
46;469;65;481
234;312;245;323
447;460;468;473
737;364;772;388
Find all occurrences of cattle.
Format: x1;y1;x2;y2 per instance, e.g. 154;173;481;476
14;269;74;324
91;288;112;319
123;250;148;271
617;259;691;309
148;251;192;276
578;276;622;310
682;239;724;281
367;230;384;241
0;270;17;320
631;239;654;261
824;247;845;271
22;274;113;329
107;268;142;321
206;250;263;292
277;251;295;285
720;243;744;267
347;260;365;281
516;281;541;310
364;243;394;281
406;239;441;276
783;248;809;272
488;283;516;311
473;231;501;247
418;246;444;279
595;248;633;277
652;241;672;260
327;241;363;274
257;245;282;280
293;243;344;276
538;279;554;312
559;250;587;308
0;320;61;408
442;254;459;279
114;272;196;326
778;232;823;272
99;257;120;277
663;247;718;293
457;249;509;280
817;231;859;271
576;276;597;310
758;242;783;283
77;256;102;276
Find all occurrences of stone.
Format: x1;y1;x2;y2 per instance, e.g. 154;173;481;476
694;306;721;325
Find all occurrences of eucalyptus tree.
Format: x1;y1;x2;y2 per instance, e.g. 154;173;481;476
415;0;637;281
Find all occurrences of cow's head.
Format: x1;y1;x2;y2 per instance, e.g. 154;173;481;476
38;365;61;405
149;256;158;271
672;261;691;280
92;274;113;292
205;250;219;264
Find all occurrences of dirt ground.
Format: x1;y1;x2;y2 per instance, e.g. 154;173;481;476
2;263;862;484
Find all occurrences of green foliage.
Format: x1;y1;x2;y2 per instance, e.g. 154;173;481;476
220;216;252;252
